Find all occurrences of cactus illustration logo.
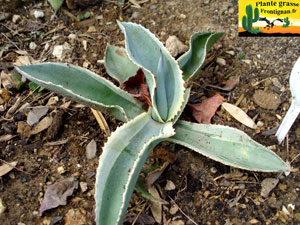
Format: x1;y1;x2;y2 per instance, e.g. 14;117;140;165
239;0;300;36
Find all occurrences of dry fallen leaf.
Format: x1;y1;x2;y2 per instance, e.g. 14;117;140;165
222;102;257;129
155;147;177;163
0;134;16;142
146;162;169;188
206;76;240;92
189;93;224;124
223;76;240;91
31;116;53;135
0;161;18;177
148;185;163;223
122;69;152;107
39;177;78;216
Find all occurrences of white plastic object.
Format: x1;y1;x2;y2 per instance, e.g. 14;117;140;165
276;57;300;143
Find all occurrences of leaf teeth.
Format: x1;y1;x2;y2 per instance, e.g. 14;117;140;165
95;112;149;224
116;122;174;224
118;21;185;122
15;63;146;122
170;121;291;173
95;113;175;225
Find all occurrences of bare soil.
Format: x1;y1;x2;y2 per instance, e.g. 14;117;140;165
1;0;300;224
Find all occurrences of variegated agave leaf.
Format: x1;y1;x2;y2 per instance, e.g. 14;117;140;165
117;21;185;122
16;63;144;122
169;120;291;172
105;45;139;84
178;32;224;81
95;112;174;225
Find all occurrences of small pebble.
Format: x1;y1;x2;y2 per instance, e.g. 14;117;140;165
257;121;264;127
20;174;29;183
242;59;251;65
0;198;6;215
164;180;176;191
29;42;37;50
210;167;217;174
5;145;14;153
51;216;63;224
131;11;140;19
151;4;158;9
169;204;179;215
216;57;226;66
32;211;39;216
80;182;88;192
12;14;21;23
57;166;66;174
14;112;26;121
226;50;235;56
33;10;44;19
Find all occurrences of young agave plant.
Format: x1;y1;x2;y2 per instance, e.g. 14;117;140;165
16;22;290;225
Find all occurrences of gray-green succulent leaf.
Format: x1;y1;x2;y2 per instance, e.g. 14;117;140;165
169;120;291;172
95;111;174;225
178;32;224;81
15;63;144;122
104;45;139;84
117;21;185;122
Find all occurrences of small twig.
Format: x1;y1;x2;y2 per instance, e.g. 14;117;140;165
129;0;141;8
290;152;300;164
132;201;148;225
91;108;111;136
234;93;245;106
0;22;19;36
61;8;80;22
286;135;289;158
1;33;21;51
168;196;198;225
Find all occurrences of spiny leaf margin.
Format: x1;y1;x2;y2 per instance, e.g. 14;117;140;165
169;120;291;172
95;111;174;225
15;63;145;122
178;32;224;81
117;21;185;122
104;45;139;84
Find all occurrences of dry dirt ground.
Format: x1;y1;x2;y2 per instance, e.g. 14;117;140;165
1;0;300;224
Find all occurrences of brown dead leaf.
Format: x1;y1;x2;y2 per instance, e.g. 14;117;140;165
206;76;240;92
224;76;240;91
222;102;257;129
146;162;169;188
155;147;177;163
148;185;162;223
0;161;18;177
0;134;16;142
40;177;78;216
189;93;224;124
31;116;53;135
122;69;152;107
